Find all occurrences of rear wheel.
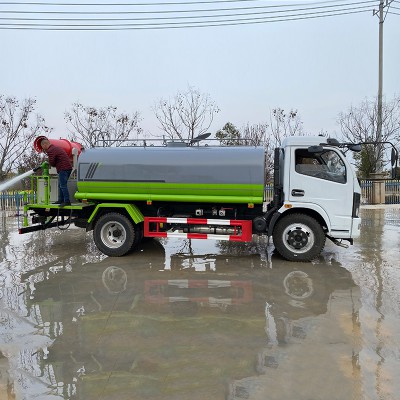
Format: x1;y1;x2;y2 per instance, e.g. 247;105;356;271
94;213;137;257
273;213;325;262
131;222;144;250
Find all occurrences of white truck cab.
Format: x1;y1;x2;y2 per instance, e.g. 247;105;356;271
267;136;361;261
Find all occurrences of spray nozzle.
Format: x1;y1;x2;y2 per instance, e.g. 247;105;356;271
41;161;49;176
32;161;49;175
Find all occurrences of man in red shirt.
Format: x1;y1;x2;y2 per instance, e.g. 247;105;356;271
40;138;73;207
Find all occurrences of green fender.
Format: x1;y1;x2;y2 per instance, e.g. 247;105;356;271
88;203;144;225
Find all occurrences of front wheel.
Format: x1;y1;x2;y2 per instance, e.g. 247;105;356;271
93;213;137;257
273;213;326;262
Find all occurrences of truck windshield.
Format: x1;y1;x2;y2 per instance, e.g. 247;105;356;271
295;149;346;184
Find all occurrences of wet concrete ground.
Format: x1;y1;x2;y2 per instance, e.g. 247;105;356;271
0;207;399;400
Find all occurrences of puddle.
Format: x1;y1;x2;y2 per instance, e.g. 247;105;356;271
0;208;399;399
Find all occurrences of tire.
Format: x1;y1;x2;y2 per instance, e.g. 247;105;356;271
130;222;144;251
93;213;136;257
273;213;325;262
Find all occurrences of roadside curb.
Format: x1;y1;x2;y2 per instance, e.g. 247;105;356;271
361;204;400;209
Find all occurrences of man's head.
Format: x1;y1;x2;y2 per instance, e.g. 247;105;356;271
40;139;51;152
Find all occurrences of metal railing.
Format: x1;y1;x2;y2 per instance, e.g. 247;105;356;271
360;179;400;205
0;191;36;215
385;179;400;204
360;180;373;205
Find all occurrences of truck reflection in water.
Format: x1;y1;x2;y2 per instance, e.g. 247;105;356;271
144;278;253;316
23;240;360;400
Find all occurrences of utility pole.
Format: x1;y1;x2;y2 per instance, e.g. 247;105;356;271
374;0;393;172
376;0;384;172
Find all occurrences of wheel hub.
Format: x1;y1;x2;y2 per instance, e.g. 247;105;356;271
111;228;122;238
101;222;127;248
287;229;309;249
283;223;315;254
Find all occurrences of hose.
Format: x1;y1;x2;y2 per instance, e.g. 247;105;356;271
56;207;73;231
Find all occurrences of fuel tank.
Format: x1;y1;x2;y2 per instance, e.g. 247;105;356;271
75;146;266;204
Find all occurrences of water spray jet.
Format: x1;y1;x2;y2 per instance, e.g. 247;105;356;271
0;162;45;192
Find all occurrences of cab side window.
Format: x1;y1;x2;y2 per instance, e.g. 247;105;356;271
295;149;346;184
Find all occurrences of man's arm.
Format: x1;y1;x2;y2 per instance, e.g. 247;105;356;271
46;146;56;167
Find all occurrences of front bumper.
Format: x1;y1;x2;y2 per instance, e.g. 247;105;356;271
351;217;361;239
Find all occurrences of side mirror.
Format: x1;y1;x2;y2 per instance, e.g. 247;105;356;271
348;144;362;152
391;148;399;179
307;145;324;153
391;148;398;167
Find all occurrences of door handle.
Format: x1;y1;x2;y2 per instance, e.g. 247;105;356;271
291;189;305;197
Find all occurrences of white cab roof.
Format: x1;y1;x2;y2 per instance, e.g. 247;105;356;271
281;136;334;147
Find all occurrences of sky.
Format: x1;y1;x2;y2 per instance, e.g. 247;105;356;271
1;0;399;141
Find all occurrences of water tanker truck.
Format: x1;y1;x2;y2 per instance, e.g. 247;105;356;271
19;135;385;261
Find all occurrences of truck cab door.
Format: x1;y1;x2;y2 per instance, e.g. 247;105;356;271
288;147;354;235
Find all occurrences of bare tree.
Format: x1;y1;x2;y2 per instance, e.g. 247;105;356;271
153;86;219;143
338;96;400;176
269;108;304;146
242;122;276;181
65;102;142;148
17;147;45;174
242;122;269;146
215;109;304;182
216;122;269;146
0;95;50;179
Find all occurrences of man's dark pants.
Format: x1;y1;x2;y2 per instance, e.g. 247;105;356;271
58;169;72;203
